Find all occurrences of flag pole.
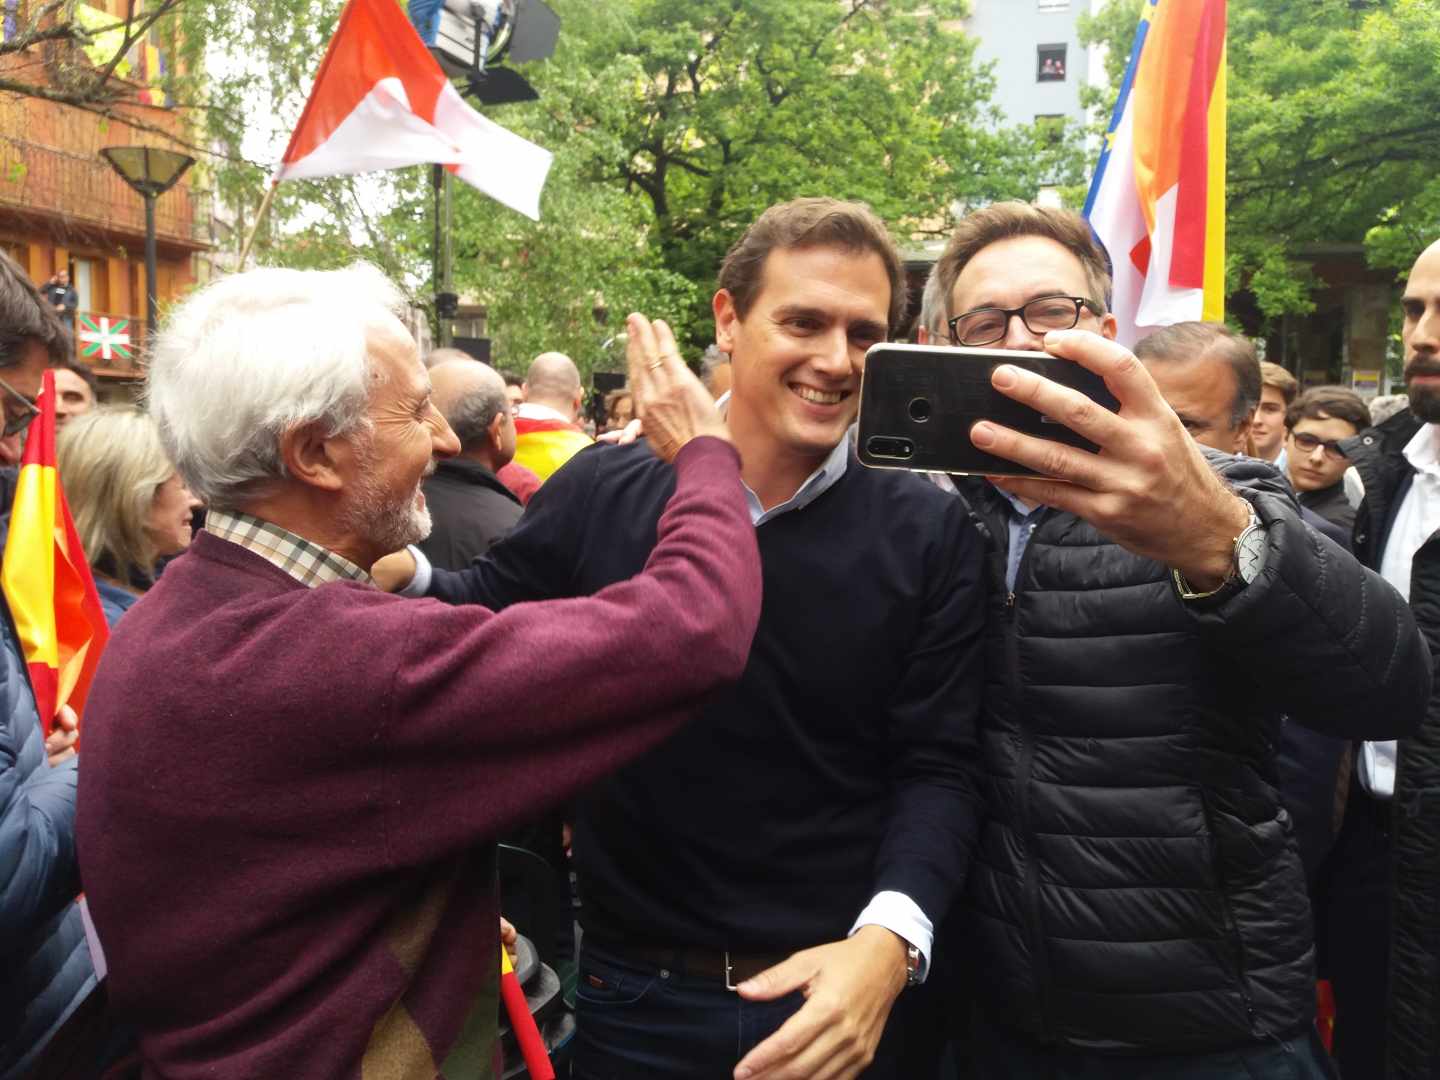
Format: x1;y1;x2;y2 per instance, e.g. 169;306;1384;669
238;183;277;270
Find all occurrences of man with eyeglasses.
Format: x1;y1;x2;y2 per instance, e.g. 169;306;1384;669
1281;387;1369;534
919;201;1430;1079
0;249;95;1077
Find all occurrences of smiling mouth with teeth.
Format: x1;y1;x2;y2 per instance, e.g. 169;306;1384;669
791;384;850;406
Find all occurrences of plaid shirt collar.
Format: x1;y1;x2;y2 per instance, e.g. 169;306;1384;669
205;509;373;588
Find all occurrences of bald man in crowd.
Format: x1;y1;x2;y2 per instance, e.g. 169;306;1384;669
514;351;593;481
426;348;541;505
417;359;523;569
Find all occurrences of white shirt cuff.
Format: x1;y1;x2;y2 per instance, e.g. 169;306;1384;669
848;890;933;983
398;545;432;598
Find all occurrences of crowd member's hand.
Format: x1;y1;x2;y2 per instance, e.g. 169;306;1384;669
971;329;1251;593
732;925;908;1080
626;314;728;462
596;417;644;445
500;917;518;967
46;704;79;767
371;548;418;593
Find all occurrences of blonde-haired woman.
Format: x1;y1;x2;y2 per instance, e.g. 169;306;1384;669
57;405;201;626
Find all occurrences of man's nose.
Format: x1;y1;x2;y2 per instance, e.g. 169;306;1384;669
1001;311;1045;352
432;412;460;458
1414;307;1440;353
812;327;853;374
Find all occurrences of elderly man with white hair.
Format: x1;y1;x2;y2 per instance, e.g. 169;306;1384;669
74;263;762;1079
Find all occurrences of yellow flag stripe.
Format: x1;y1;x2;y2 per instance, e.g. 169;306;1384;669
0;461;60;668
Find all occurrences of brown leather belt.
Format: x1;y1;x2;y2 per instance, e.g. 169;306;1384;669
589;940;792;989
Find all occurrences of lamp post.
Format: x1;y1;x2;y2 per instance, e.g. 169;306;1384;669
100;146;196;340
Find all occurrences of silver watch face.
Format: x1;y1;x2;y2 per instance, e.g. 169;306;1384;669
1236;522;1266;583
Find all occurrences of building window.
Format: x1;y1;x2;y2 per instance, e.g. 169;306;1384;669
1037;44;1067;82
1038;0;1070;10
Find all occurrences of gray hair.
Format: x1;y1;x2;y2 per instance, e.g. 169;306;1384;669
443;379;508;451
700;345;730;384
146;263;407;509
1134;321;1262;430
0;249;71;368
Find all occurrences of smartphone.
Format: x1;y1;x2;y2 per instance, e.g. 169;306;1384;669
856;343;1119;477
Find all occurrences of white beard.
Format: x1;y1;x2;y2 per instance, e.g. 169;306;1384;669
343;442;433;553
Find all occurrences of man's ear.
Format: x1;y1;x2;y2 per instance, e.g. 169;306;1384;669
1234;415;1254;458
714;289;739;354
916;326;931;345
489;411;506;453
278;421;351;493
1100;312;1120;341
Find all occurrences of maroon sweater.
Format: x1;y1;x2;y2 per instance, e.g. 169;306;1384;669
75;438;759;1079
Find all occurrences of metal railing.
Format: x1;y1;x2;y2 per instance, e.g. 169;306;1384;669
0;137;199;244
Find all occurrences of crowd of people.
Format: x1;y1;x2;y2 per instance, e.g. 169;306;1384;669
1;193;1438;1080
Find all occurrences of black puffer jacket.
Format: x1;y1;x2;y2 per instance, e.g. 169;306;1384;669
953;452;1430;1056
1345;408;1440;1080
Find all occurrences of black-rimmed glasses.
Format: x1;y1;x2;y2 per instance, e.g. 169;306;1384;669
0;374;39;438
948;295;1104;347
1289;431;1349;462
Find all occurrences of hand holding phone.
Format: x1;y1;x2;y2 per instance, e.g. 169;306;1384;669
857;342;1119;477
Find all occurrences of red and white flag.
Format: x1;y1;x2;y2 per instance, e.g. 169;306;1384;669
273;0;552;220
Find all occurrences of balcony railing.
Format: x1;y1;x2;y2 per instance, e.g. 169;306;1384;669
0;138;200;245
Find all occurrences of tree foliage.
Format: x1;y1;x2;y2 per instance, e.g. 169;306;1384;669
1081;0;1440;323
3;0;1083;372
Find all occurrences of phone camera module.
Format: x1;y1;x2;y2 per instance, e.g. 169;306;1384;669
908;397;932;423
866;436;915;460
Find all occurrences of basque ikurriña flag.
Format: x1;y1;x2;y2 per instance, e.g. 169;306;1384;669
272;0;552;220
1083;0;1226;347
0;371;109;734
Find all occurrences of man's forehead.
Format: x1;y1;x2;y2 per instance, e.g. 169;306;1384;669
752;245;891;315
952;235;1090;305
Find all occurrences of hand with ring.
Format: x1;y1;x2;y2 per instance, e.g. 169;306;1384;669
625;313;730;463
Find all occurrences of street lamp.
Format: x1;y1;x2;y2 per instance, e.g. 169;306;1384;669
100;146;196;339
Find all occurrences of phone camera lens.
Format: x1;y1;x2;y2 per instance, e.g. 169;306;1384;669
865;436;914;460
908;397;932;423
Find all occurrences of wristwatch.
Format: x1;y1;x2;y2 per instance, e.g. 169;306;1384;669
905;942;923;987
1172;500;1266;601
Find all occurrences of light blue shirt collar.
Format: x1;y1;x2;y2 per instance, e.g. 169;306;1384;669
744;432;850;526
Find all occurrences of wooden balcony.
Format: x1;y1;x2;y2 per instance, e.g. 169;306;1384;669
0;136;203;249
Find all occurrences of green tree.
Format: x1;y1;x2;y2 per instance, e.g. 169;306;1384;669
4;0;1084;372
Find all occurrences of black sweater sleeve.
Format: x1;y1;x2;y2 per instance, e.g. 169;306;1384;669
426;444;602;609
870;494;988;924
1188;454;1432;739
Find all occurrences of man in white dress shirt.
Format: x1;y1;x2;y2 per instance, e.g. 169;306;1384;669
1342;237;1440;1080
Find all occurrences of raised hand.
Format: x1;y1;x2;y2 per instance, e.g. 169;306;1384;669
625;314;729;462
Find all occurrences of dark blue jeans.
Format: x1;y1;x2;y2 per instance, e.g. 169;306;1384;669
972;1017;1340;1080
572;942;910;1079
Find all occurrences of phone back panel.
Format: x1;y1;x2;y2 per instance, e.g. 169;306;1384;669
856;343;1120;477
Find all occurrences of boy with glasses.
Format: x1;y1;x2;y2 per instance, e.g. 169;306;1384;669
1284;386;1370;534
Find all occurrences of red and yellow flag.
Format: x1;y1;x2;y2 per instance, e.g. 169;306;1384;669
1083;0;1226;346
1;370;109;733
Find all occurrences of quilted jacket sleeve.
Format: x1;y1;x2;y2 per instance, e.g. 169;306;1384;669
0;614;81;952
1184;452;1432;739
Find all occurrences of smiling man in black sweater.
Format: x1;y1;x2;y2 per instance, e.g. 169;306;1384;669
381;198;987;1079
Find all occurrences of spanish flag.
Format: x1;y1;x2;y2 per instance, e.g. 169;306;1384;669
1083;0;1226;347
1;371;108;733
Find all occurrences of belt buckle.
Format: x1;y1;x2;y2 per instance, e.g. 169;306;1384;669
724;951;739;992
